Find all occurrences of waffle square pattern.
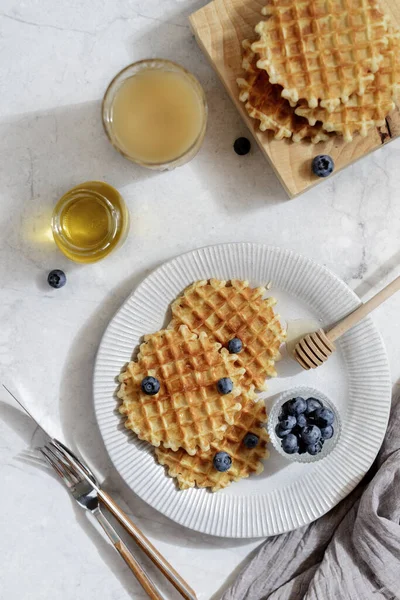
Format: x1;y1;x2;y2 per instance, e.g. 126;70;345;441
169;279;285;391
155;389;269;492
118;325;245;455
252;0;390;112
295;30;400;140
237;39;329;142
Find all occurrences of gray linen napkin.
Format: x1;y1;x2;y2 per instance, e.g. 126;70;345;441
223;392;400;600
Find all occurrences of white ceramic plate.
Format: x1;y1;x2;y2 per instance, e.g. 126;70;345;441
93;243;391;538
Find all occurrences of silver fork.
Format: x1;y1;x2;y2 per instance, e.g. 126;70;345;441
40;442;163;600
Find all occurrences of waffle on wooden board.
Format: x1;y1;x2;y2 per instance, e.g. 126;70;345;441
237;39;329;142
189;0;400;196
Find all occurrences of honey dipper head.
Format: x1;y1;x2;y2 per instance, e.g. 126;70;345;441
293;329;336;370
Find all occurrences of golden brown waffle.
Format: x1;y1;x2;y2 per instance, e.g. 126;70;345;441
237;39;328;143
169;279;286;391
295;31;400;141
252;0;390;112
118;325;245;455
155;389;269;492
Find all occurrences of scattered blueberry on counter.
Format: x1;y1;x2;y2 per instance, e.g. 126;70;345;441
213;451;232;472
217;377;233;394
277;395;336;457
48;269;66;289
141;376;160;395
233;137;251;155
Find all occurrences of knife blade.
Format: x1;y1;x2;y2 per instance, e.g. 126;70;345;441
2;383;52;438
2;383;100;487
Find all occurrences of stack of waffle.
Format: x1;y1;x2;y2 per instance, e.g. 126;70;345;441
117;279;286;491
237;0;400;143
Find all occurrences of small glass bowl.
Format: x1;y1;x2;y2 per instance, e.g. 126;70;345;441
268;386;342;463
102;59;208;170
51;181;129;264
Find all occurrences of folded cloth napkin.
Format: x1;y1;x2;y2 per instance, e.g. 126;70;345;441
223;392;400;600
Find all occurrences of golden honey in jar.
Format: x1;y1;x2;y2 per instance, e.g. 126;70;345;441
102;59;208;170
51;181;129;263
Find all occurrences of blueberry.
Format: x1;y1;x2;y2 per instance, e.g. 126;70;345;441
312;154;334;178
305;397;323;415
279;415;297;430
227;338;243;354
275;424;291;438
320;425;334;440
213;451;232;472
141;376;160;395
296;414;307;428
48;269;66;289
243;432;259;449
301;425;321;445
285;397;307;416
280;401;292;416
307;441;324;455
313;407;335;428
233;137;251;155
281;433;299;454
217;377;233;394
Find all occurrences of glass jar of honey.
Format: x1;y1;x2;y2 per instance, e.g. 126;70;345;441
102;59;208;170
51;181;129;263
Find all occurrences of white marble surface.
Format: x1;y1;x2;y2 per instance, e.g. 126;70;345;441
0;1;400;599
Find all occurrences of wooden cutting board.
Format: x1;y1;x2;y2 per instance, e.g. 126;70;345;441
189;0;400;197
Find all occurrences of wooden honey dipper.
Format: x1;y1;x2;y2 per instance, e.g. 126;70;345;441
294;275;400;370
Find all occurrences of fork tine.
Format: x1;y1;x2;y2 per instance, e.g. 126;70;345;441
46;445;82;485
40;445;81;488
52;439;97;484
40;447;74;487
48;440;93;485
46;442;82;484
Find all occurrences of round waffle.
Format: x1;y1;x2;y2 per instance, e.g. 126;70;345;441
252;0;390;112
295;30;400;141
118;325;245;455
155;389;269;492
237;39;329;143
169;279;286;392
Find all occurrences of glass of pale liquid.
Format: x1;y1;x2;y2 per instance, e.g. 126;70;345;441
102;59;208;170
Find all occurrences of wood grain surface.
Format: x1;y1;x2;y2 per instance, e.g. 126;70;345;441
189;0;400;197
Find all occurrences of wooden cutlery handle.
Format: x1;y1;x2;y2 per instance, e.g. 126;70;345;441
327;275;400;342
100;490;197;600
115;540;163;600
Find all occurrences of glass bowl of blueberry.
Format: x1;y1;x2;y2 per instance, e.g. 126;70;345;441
268;387;341;463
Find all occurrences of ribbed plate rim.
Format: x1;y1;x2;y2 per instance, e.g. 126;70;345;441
93;243;391;538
